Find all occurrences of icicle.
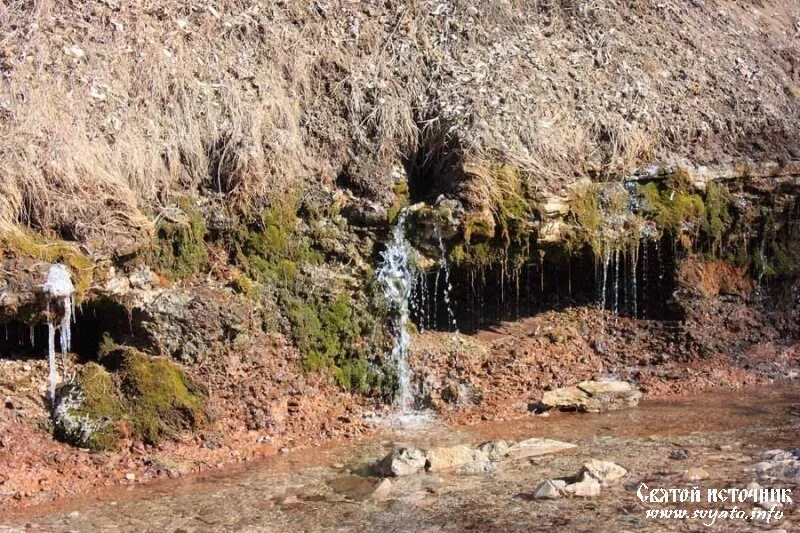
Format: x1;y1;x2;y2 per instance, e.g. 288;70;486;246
42;264;75;406
631;242;639;319
614;248;621;316
29;324;35;347
59;295;72;367
48;316;57;403
601;247;611;311
434;226;458;332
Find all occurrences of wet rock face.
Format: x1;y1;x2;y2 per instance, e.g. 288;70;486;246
539;379;643;413
140;287;264;364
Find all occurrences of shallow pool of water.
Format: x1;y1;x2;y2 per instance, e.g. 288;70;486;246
4;386;800;532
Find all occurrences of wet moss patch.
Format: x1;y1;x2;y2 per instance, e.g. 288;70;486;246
122;352;207;445
148;198;208;280
54;346;207;450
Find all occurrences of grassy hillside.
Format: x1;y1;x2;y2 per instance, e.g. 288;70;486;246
0;0;798;255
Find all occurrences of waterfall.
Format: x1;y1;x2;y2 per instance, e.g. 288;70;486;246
42;264;75;405
377;213;416;412
434;226;458;332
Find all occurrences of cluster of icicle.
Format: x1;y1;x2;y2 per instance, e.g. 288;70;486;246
377;212;416;412
410;226;459;333
42;264;75;404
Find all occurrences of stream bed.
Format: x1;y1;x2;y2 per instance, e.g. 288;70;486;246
3;386;799;532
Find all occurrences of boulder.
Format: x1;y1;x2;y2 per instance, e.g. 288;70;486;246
539;379;642;412
375;447;427;477
581;459;627;485
426;445;484;472
506;438;577;460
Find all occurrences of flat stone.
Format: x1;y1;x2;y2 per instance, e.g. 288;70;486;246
506;438;577;460
581;459;627;485
533;480;563;500
375;447;427;477
540;379;642;413
328;476;393;501
762;449;785;460
426;445;482;472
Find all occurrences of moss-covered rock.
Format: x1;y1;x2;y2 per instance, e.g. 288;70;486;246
0;229;93;301
148;199;208;280
387;181;409;223
121;352;207;445
54;347;207;449
53;363;123;450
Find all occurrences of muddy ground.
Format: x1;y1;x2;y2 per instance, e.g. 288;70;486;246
2;386;799;532
1;294;797;514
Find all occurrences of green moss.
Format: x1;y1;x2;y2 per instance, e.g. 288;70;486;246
121;353;207;445
73;363;124;450
701;181;735;249
449;163;534;270
228;270;259;300
639;181;705;235
568;183;604;253
283;290;385;393
149;199;208;280
462;215;495;243
388;181;410;222
0;230;93;301
236;199;322;285
758;211;800;278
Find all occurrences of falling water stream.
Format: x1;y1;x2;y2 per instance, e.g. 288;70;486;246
377;213;416;412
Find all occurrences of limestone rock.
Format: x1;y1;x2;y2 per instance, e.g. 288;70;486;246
564;473;601;497
540;379;642;412
426;445;484;472
457;461;495;476
686;467;710;481
375;447;427;477
477;440;512;461
581;459;627;485
533;480;564;500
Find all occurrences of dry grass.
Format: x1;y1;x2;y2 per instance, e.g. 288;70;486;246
0;0;798;254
